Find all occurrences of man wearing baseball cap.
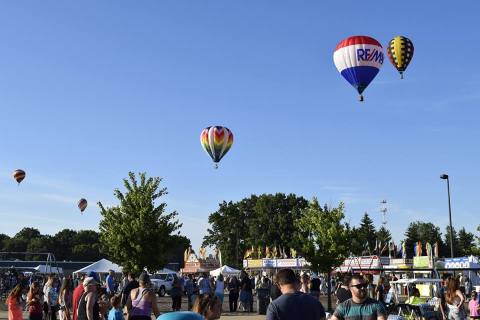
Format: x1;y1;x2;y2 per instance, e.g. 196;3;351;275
77;277;100;320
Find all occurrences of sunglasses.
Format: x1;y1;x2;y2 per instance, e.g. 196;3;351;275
350;283;368;289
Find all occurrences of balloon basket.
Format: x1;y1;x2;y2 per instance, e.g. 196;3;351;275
213;163;219;169
400;72;404;79
358;95;364;102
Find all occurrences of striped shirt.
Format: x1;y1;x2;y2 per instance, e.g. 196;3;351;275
333;298;386;320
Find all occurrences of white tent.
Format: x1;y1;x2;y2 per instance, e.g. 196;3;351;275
209;265;241;277
73;259;122;274
35;265;63;274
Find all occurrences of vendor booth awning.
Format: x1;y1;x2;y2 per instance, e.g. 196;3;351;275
73;258;122;274
209;265;241;277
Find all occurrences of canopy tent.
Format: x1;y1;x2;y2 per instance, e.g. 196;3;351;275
35;265;63;274
73;259;122;274
209;265;241;277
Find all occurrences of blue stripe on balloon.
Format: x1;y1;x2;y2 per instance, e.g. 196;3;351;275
340;66;379;94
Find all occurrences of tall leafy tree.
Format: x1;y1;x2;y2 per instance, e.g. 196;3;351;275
73;230;102;261
295;199;349;311
404;221;443;258
53;229;77;261
247;193;308;254
203;199;252;268
99;172;182;273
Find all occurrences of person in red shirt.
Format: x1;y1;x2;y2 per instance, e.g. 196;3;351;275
72;274;86;320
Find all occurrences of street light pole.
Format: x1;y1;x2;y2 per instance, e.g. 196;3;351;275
440;174;454;258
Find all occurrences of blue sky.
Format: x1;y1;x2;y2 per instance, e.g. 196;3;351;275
1;1;480;252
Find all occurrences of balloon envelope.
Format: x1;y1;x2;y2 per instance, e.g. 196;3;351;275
200;126;234;164
78;198;88;212
12;169;26;184
333;35;384;100
387;36;414;78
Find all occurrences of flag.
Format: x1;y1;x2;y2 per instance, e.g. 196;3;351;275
426;243;432;258
434;242;439;258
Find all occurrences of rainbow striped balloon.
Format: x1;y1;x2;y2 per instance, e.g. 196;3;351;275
200;126;234;168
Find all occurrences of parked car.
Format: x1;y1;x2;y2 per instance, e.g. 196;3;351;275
150;272;177;296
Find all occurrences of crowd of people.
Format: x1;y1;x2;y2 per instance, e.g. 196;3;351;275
3;268;480;320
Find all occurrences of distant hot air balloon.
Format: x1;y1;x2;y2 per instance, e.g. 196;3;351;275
333;35;384;101
78;198;88;213
12;169;26;184
387;36;414;79
200;126;234;169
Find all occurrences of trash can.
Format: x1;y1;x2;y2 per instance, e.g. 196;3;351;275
256;288;270;315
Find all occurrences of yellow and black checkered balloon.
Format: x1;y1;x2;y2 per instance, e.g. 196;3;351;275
387;36;414;78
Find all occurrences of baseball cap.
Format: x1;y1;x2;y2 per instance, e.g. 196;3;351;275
87;271;100;283
157;312;203;320
83;277;98;287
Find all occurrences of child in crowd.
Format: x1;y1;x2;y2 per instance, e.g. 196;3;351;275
108;295;124;320
469;291;480;320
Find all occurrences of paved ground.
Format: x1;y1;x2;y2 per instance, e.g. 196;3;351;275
0;295;333;319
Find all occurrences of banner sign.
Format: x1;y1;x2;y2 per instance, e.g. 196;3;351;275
413;256;431;268
262;259;277;268
276;259;299;267
247;259;263;268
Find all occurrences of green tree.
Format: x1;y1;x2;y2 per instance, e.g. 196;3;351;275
357;213;376;254
15;227;42;240
73;230;101;261
53;229;77;261
0;234;10;251
99;172;182;273
404;222;443;258
203;193;308;267
347;226;364;256
457;227;475;256
27;236;54;260
376;226;392;255
203;200;246;268
295;198;349;311
247;193;308;254
444;226;460;257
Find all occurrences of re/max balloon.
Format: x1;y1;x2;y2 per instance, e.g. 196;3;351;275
333;35;384;101
13;169;26;184
200;126;234;168
78;198;88;213
387;36;414;79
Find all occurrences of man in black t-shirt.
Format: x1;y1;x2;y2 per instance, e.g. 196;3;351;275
336;275;352;304
121;273;139;307
266;269;326;320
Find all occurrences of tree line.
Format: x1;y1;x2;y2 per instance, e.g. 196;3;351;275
0;227;101;261
203;193;480;269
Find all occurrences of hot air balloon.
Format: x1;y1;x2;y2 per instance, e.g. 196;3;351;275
12;169;26;184
200;126;234;169
387;36;414;79
333;36;384;101
78;198;88;213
